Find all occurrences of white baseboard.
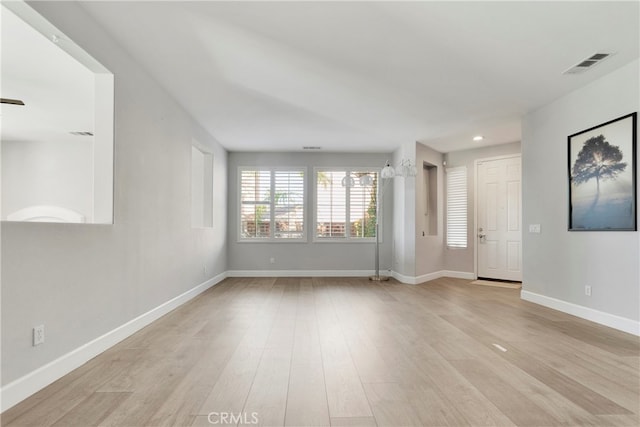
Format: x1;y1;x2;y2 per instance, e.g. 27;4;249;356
442;270;476;280
392;270;475;285
521;290;640;336
391;270;418;284
0;272;227;412
226;269;375;278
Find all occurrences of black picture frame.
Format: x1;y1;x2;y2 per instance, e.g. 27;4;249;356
568;112;637;231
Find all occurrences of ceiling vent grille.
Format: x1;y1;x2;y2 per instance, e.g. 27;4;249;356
303;146;321;150
563;52;614;75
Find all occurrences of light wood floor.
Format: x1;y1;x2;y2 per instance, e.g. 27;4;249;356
2;277;639;426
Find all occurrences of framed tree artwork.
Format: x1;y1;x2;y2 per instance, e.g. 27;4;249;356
568;112;637;231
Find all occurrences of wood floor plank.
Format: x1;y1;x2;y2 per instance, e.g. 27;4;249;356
240;348;291;426
3;277;639;427
195;345;264;416
362;382;423;426
441;314;634;416
330;416;378;426
448;359;560;426
407;356;517;426
285;362;331;427
3;352;142;426
145;343;237;426
510;338;640;413
50;392;131;427
404;383;471;427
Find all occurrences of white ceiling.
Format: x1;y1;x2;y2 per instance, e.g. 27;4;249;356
1;5;95;144
74;1;639;153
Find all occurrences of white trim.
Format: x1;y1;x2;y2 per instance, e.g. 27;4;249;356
391;270;418;284
392;270;475;285
0;272;227;412
521;290;640;336
442;270;476;280
227;270;375;278
415;271;445;284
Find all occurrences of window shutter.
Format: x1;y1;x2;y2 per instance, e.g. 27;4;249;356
315;169;378;239
274;171;305;239
240;168;305;240
240;170;271;238
316;171;347;238
446;167;467;248
349;172;377;238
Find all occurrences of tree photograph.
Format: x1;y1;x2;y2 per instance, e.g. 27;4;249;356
569;113;636;231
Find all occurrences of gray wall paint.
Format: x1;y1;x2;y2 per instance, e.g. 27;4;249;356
444;142;521;273
415;143;445;276
227;152;392;272
522;59;639;322
1;2;228;385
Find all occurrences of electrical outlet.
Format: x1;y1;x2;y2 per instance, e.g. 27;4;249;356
585;285;592;296
33;325;45;346
529;224;541;233
269;257;275;264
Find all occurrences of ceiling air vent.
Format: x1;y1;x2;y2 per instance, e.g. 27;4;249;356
303;146;321;150
70;131;94;136
563;52;614;75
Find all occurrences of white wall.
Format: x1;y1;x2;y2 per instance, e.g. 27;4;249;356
1;0;228;399
391;142;417;278
522;59;639;329
1;139;94;221
444;142;521;274
227;152;392;273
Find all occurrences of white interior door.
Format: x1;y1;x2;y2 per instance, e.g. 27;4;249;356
477;156;522;281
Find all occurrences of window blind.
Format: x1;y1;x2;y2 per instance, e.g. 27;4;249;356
446;167;467;248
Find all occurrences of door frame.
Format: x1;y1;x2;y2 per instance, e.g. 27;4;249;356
473;153;522;280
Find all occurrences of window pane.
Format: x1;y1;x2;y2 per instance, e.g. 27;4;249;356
316;170;346;238
274;170;304;239
240;170;271;238
350;172;377;238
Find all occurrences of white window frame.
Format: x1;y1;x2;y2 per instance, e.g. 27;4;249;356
313;167;381;243
446;166;468;249
238;166;307;243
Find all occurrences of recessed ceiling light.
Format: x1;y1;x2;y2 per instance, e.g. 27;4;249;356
473;135;484;141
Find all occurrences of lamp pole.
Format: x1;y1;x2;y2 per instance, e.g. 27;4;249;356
370;175;389;281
